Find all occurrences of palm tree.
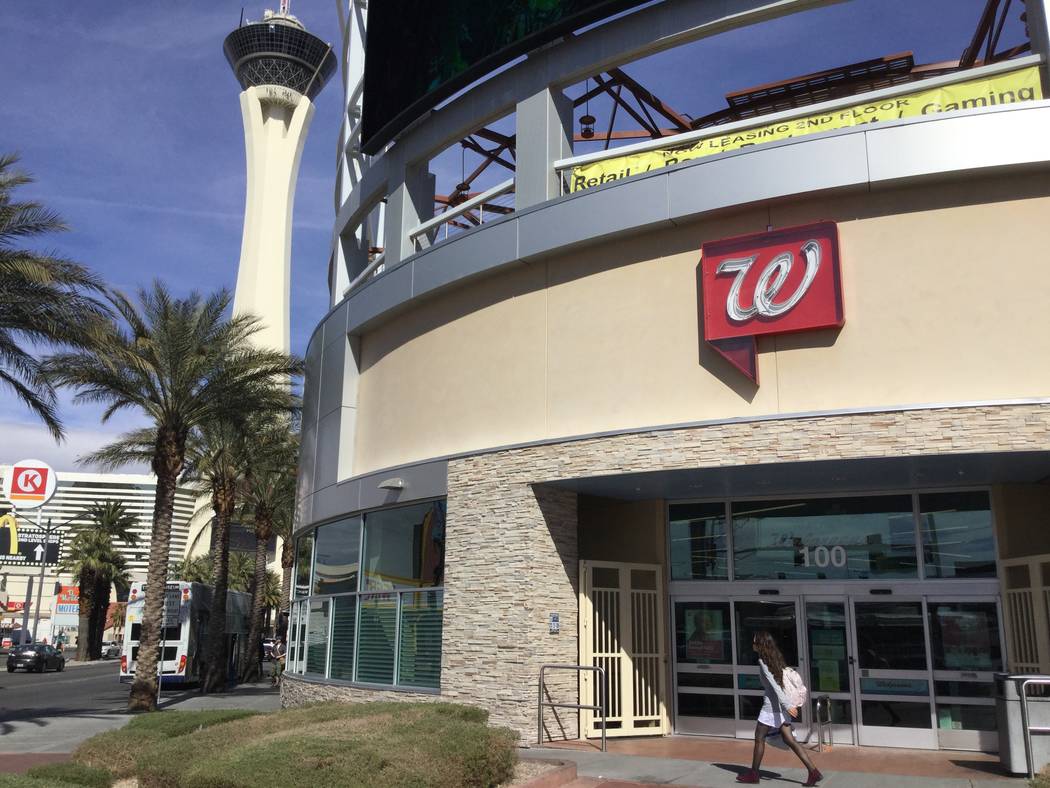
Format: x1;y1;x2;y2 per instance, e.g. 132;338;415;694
0;154;109;437
60;503;135;662
237;423;297;681
169;554;211;584
46;283;301;711
107;601;127;642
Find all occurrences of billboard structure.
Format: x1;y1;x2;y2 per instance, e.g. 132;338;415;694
361;0;648;153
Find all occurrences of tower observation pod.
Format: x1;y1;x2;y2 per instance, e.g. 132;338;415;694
223;5;337;352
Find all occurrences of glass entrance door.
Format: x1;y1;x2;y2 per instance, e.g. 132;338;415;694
852;599;937;749
804;600;854;745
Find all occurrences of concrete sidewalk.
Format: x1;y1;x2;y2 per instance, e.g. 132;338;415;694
524;745;1027;788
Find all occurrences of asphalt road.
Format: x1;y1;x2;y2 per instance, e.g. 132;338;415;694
0;661;129;752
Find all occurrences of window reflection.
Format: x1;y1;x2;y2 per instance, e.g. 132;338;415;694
314;516;361;595
732;496;916;580
669;503;728;580
362;500;446;591
920;492;996;578
293;533;314;598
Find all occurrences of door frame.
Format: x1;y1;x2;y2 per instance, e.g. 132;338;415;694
800;595;858;746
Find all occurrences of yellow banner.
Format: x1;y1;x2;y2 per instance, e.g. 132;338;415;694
569;65;1043;192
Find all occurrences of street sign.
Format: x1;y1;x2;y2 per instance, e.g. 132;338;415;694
3;459;58;510
0;527;60;567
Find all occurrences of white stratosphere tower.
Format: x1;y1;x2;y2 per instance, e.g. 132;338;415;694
223;4;337;352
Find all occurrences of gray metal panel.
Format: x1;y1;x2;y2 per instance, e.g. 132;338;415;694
411;216;519;299
518;172;670;260
297;416;318;510
866;105;1050;183
313;408;344;491
357;458;448;512
322;299;350;348
346;259;413;331
515;87;573;210
306;478;361;530
317;333;347;420
666;132;869;221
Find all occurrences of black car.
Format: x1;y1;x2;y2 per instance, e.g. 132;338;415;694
6;644;65;673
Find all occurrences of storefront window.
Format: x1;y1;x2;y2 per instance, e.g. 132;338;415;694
305;598;329;676
290;499;447;690
356;593;397;684
732;496;916;580
675;601;732;664
928;602;1002;672
329;595;356;681
313;516;361;595
293;532;314;598
398;590;443;689
669;503;728;581
362;500;445;591
920;492;996;578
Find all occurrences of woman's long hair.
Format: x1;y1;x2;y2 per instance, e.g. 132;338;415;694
754;630;787;687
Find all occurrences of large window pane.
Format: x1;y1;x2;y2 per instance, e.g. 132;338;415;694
861;700;932;728
735;601;798;667
807;603;849;694
305;598;330;676
675;601;732;665
677;692;735;718
314;517;361;595
669;503;728;581
398;590;443;688
920;492;996;578
293;533;314;598
330;596;357;681
854;602;927;670
928;602;1002;671
732;496;916;580
356;593;397;684
362;501;446;591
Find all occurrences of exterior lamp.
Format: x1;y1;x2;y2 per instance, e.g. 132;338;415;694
580;114;596;139
377;477;405;490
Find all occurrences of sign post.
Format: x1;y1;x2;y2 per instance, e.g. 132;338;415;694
3;460;59;645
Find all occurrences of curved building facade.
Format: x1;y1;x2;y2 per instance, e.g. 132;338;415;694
285;0;1050;753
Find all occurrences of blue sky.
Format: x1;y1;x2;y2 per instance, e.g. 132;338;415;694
0;0;1025;472
1;2;343;470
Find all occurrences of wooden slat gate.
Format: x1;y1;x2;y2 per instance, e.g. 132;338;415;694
579;560;668;737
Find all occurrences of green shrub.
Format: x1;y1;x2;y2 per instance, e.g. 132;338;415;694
24;764;111;788
124;702;517;788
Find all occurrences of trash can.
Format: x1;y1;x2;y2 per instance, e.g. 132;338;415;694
997;673;1050;774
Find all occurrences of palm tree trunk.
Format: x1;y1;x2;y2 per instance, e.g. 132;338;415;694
202;483;234;694
76;572;95;662
92;577;112;660
240;526;270;682
280;536;294;612
128;429;185;712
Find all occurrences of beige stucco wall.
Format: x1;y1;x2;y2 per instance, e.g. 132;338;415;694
354;173;1050;473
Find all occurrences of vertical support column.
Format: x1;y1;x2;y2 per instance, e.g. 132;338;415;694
383;158;435;267
515;87;574;210
1027;0;1050;86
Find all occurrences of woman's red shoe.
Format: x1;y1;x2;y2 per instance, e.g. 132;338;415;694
735;770;760;783
803;768;824;786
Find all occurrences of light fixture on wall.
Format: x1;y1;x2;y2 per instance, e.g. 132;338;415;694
377;477;405;490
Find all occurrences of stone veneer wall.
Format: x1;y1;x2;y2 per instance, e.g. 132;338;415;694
282;402;1050;741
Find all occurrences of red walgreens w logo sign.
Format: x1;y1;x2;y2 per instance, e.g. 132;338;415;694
700;221;844;383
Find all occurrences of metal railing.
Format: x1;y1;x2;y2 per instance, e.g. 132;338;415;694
538;664;607;753
814;695;833;752
1019;677;1050;778
409;177;514;250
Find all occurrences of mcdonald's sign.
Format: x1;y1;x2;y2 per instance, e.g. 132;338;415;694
0;513;17;555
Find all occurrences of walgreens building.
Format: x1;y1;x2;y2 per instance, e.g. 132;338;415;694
283;0;1050;753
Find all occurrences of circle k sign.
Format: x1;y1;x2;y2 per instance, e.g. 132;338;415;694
3;459;58;509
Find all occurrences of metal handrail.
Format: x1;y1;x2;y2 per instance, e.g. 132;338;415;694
409;178;515;249
538;664;607;753
1019;678;1050;778
814;695;833;753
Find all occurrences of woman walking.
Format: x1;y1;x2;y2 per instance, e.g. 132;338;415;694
736;631;823;785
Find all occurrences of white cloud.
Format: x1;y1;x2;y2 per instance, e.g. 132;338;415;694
0;421;149;475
